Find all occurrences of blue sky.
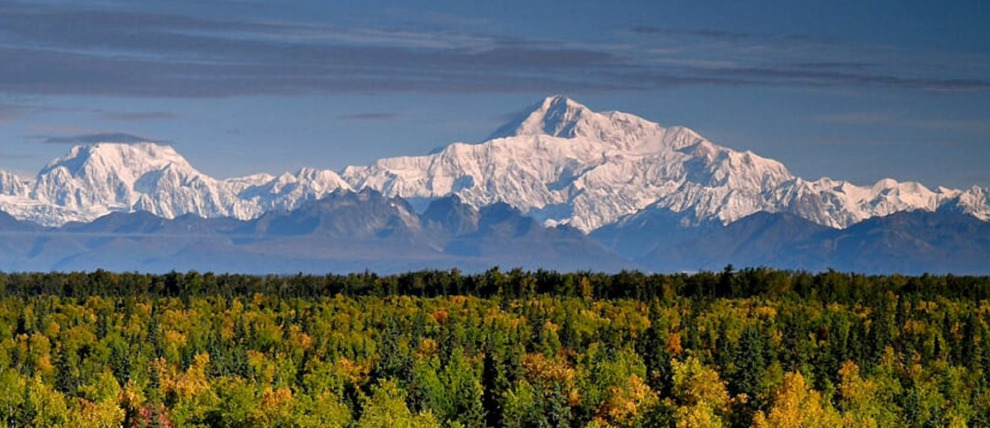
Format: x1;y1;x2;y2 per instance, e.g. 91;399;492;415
1;0;988;189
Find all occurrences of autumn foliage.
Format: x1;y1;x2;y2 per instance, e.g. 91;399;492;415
0;268;988;426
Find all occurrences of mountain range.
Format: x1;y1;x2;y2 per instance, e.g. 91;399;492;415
1;96;988;274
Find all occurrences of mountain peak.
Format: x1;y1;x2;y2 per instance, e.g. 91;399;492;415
487;95;594;140
485;96;664;148
73;142;178;157
541;94;588;112
27;142;229;222
3;100;988;235
535;95;591;136
41;142;189;178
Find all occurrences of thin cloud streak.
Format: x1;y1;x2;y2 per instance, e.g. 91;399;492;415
0;102;60;123
336;113;401;121
34;132;169;145
814;114;990;135
629;25;812;42
98;111;179;122
910;119;990;136
814;136;967;148
0;3;987;98
814;112;895;125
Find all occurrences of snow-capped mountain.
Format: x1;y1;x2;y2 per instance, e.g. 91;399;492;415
0;96;988;231
0;143;351;226
235;167;353;212
30;143;258;222
344;96;988;231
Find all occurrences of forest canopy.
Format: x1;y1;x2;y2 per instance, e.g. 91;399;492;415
0;267;989;427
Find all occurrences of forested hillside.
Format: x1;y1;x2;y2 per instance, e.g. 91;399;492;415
1;268;989;426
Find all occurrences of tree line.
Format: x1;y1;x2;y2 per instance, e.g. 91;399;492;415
0;267;988;426
2;266;989;303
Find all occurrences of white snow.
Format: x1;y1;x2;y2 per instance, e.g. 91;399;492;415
0;169;28;197
0;97;988;231
0;142;349;227
341;96;989;231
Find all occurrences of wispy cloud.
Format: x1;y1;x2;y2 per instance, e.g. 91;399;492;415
814;114;990;135
814;112;895;125
0;102;58;123
29;125;96;134
701;67;990;92
628;25;990;92
910;119;990;135
630;26;774;42
34;132;168;145
0;3;987;98
97;111;179;122
1;101;178;123
814;136;966;148
335;112;400;121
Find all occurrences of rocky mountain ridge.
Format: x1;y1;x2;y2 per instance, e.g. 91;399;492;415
1;96;987;232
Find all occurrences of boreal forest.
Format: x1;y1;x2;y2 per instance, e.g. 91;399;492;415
1;268;990;427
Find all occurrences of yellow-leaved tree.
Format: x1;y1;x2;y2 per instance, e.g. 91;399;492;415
752;372;843;428
358;379;441;428
671;356;730;428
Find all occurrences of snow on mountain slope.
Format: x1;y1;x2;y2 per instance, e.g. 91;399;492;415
767;177;961;228
29;143;260;223
343;95;988;231
0;170;28;197
234;167;353;212
0;143;350;226
487;96;664;148
0;96;987;231
937;185;990;220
